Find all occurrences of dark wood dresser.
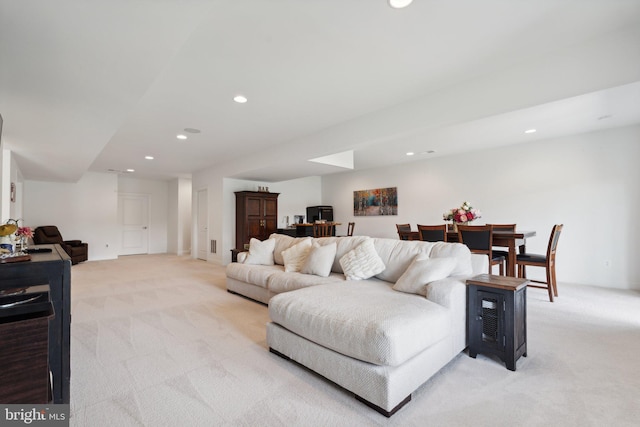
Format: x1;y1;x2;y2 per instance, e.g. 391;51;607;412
0;245;71;403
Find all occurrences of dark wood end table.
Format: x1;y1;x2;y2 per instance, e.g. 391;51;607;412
466;274;528;371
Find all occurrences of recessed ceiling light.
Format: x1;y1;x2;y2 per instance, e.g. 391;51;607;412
177;134;187;140
524;129;537;134
145;156;154;160
184;128;201;133
597;115;612;120
389;0;413;9
233;95;248;103
126;169;135;173
406;152;415;156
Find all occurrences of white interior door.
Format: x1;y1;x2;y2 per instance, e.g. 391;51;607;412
118;194;149;255
197;189;208;260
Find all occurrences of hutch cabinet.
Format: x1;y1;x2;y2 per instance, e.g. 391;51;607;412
235;191;279;251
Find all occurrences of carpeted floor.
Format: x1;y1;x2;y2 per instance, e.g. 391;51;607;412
69;254;640;426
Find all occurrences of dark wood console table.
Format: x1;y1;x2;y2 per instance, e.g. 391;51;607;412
0;245;71;403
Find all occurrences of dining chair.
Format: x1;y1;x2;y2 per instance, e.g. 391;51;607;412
488;223;516;257
338;222;356;237
396;224;413;240
313;222;333;237
516;224;563;302
346;222;355;236
457;224;505;275
417;224;448;242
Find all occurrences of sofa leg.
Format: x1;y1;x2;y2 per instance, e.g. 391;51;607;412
355;393;411;418
269;347;291;361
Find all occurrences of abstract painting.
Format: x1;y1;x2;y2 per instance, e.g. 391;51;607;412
353;187;397;216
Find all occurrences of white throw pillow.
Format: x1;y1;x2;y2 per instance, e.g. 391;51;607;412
282;239;313;272
301;242;337;277
339;238;386;280
393;256;457;294
243;238;276;265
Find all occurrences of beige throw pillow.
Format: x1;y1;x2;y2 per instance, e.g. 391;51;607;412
392;256;457;294
282;238;313;272
339;238;386;280
243;238;276;265
301;242;337;277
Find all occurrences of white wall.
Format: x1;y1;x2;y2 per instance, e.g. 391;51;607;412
24;172;119;260
168;178;192;255
321;125;640;290
118;176;169;254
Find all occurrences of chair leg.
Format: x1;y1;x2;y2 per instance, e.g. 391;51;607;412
551;265;558;297
546;267;554;302
499;262;504;276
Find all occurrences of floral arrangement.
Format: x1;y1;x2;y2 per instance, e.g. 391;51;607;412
17;226;33;239
443;201;482;224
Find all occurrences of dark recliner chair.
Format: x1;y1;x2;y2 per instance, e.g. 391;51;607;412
33;226;88;264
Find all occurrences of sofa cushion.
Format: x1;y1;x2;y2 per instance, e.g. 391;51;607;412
244;238;276;265
300;242;336;277
339;239;386;280
392;256;457;294
373;239;433;283
282;239;313;272
429;242;473;276
267;271;344;294
269;233;305;266
226;263;282;289
313;236;371;274
269;280;451;366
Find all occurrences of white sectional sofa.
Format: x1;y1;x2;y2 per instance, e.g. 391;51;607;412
225;233;488;416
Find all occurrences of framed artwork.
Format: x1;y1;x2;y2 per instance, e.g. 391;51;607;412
353;187;397;216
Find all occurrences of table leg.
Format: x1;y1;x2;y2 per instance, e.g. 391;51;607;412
507;241;516;277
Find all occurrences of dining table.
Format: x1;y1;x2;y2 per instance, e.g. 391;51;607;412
446;230;536;277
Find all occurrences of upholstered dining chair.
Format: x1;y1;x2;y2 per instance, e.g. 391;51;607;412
488;223;516;258
457;224;505;275
417;224;448;242
313;222;333;237
396;224;413;240
516;224;563;302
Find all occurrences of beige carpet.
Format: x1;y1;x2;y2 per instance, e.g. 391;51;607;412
69;254;640;426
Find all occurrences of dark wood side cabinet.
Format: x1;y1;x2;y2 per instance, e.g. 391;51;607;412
0;245;71;403
0;285;53;404
466;274;528;371
235;191;279;250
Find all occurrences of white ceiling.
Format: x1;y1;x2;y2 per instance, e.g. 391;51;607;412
1;1;639;183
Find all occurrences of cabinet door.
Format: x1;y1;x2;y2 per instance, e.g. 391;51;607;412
477;290;505;351
264;198;278;217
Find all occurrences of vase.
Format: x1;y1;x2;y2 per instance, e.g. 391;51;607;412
451;222;470;232
16;236;27;253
